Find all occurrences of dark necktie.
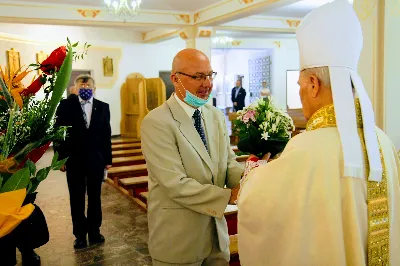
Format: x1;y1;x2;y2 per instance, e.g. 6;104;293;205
80;101;89;129
193;109;208;151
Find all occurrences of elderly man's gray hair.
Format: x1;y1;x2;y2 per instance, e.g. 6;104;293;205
302;67;331;88
74;74;95;86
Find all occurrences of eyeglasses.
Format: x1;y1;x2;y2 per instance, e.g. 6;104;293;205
176;71;217;81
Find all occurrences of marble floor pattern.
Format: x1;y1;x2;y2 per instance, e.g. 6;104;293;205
15;149;151;266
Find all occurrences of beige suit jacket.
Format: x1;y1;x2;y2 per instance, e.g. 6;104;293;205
140;95;243;264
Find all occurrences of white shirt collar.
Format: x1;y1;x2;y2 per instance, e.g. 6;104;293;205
173;93;201;119
78;96;93;104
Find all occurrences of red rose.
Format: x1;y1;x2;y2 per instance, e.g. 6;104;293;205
40;46;67;75
21;75;45;96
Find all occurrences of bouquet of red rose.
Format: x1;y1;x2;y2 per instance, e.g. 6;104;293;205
0;39;90;239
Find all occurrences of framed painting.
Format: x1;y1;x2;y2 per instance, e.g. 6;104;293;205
7;48;21;75
103;57;113;77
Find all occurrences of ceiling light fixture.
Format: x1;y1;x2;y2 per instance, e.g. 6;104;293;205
104;0;142;20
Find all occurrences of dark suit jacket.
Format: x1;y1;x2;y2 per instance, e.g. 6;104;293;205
54;94;112;172
231;87;246;110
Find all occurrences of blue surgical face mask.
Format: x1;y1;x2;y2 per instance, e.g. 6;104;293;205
79;88;93;101
177;77;210;108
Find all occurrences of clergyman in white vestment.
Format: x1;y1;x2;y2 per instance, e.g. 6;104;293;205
237;1;400;265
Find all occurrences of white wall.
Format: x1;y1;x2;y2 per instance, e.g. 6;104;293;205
212;38;299;110
0;23;185;135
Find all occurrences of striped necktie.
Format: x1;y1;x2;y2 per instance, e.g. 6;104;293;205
80;101;89;129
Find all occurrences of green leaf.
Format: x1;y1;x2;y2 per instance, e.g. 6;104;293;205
72;42;79;47
51;152;59;166
87;44;91;48
67;37;70;44
52;157;67;170
0;175;3;190
25;160;36;176
36;167;51;182
0;167;31;193
44;43;73;126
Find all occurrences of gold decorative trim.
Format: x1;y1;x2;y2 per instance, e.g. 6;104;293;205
198;30;212;37
285;20;301;27
194;12;201;23
174;14;191;24
273;41;281;48
179;32;189;40
77;9;101;18
231;40;242;46
238;0;254;4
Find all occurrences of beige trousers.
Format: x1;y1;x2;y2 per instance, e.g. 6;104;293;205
152;234;230;266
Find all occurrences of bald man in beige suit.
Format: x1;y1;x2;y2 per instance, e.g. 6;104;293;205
140;49;243;265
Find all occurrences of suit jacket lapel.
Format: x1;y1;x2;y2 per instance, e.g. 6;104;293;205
73;96;87;129
89;99;100;129
202;105;219;180
167;96;214;174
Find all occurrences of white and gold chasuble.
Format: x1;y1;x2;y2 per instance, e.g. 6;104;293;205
237;102;400;266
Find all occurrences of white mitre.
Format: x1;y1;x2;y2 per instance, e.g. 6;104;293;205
296;0;382;181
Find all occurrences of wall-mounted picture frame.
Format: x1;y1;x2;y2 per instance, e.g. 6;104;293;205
7;48;21;75
36;50;48;75
103;56;113;77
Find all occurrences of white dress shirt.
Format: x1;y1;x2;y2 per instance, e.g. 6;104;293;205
174;93;209;143
79;96;93;127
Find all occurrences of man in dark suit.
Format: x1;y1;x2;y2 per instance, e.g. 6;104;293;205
231;80;246;111
54;74;112;249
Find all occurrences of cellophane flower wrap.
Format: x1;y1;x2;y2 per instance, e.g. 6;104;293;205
0;39;90;236
233;97;295;157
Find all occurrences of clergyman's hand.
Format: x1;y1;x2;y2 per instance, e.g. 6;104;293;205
229;184;240;205
233;102;238;106
105;165;112;170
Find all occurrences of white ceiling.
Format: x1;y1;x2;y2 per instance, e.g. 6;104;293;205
11;0;222;12
261;0;353;18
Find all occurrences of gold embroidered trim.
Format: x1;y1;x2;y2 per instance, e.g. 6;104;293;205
306;102;390;266
306;100;363;131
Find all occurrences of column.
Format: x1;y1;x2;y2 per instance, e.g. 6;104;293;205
179;27;214;59
354;0;400;148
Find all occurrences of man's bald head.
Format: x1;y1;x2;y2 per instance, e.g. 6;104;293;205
172;49;210;73
170;48;214;105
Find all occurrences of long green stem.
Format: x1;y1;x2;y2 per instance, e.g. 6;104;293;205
1;103;17;161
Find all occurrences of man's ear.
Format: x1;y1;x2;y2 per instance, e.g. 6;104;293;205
309;74;321;98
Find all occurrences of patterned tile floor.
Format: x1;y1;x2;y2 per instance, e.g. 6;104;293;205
15;150;151;266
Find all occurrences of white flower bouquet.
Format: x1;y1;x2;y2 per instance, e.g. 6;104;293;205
233;97;294;157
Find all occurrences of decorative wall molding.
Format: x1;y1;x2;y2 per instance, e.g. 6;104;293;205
231;40;242;46
198;29;212;37
194;12;201;23
77;9;101;18
179;32;189;40
273;41;281;48
238;0;254;4
285;19;300;27
174;14;191;24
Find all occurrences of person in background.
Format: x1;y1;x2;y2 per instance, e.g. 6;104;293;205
260;80;271;99
231;80;246;112
141;48;243;265
54;74;112;249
